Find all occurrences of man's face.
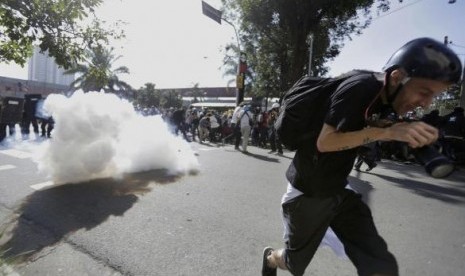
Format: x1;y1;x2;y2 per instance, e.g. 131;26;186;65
392;77;449;116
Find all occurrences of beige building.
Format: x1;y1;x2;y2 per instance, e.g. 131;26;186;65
28;46;74;86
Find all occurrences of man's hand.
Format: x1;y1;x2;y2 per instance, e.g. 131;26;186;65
387;121;438;148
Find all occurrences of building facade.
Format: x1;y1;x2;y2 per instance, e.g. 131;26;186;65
28;47;75;86
0;76;70;98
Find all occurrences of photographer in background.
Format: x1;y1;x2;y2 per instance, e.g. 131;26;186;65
262;37;462;276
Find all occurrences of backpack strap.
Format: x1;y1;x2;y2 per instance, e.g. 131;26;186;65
239;110;250;120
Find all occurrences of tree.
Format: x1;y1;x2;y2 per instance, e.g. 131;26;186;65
220;0;397;98
429;84;462;114
190;83;206;103
65;45;132;96
134;83;161;108
160;89;183;109
0;0;124;69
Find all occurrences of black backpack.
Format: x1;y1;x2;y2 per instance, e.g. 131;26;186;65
275;70;370;151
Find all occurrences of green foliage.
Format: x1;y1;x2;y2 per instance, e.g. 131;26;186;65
160;89;183;109
0;0;125;69
430;84;463;113
190;83;206;103
65;45;132;95
134;83;161;108
220;0;395;98
134;84;183;109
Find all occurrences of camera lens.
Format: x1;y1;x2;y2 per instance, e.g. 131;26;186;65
411;145;455;178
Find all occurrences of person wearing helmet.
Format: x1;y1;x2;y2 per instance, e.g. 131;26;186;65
262;38;462;276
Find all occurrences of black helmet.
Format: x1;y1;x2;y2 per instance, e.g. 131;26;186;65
383;37;462;83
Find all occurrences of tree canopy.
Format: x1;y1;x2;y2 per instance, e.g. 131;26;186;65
134;83;184;110
134;83;161;109
221;0;397;98
0;0;124;69
65;45;132;96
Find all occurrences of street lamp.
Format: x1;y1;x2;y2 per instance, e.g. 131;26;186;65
201;1;245;106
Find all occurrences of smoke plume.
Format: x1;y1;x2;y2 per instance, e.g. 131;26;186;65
35;91;199;184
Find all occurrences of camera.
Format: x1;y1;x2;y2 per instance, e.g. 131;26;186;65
366;106;455;178
411;145;455;178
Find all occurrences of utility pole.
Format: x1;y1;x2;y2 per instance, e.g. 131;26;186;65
201;1;245;106
444;36;464;108
307;33;314;76
460;57;465;108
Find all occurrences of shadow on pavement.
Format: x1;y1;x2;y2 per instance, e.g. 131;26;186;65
242;151;280;163
368;171;465;205
197;142;219;147
0;169;180;263
281;155;294;160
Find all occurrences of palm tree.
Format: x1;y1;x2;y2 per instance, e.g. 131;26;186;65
222;44;240;88
222;44;253;95
65;46;132;97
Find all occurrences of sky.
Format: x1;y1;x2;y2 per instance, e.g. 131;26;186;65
0;0;464;89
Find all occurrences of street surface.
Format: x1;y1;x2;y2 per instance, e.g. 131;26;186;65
1;140;464;275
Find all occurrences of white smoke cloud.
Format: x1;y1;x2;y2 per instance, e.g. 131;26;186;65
35;91;199;184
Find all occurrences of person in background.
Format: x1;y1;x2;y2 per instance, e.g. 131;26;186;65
190;109;200;142
221;110;236;145
442;107;465;138
172;107;189;141
268;103;283;155
354;142;379;172
420;109;442;128
209;110;220;143
232;102;245;150
0;100;16;143
440;107;465;162
251;106;261;146
40;117;54;138
198;113;211;143
237;105;254;153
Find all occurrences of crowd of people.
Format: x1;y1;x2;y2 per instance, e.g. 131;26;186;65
160;103;285;155
1;95;287;152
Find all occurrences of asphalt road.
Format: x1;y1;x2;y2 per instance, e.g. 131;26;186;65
1;140;464;276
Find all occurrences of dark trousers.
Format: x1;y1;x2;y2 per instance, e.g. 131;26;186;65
41;121;54;138
0;123;7;142
269;127;283;153
282;190;398;276
21;117;39;136
175;122;189;141
190;123;199;141
234;125;241;148
0;123;16;142
259;127;268;148
354;147;377;169
441;137;465;163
